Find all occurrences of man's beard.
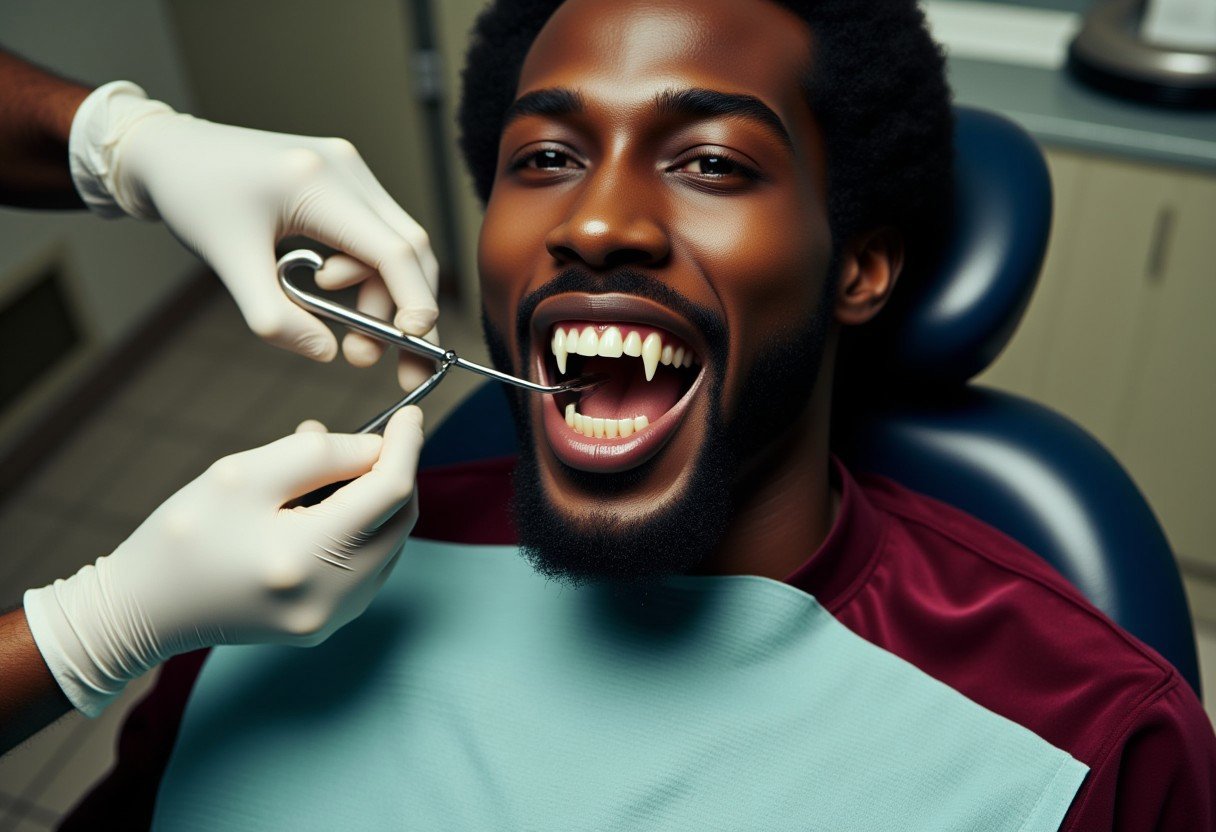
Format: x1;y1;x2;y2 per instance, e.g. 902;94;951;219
482;266;833;586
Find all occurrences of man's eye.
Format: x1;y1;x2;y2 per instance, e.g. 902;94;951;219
517;149;577;170
677;153;759;180
687;155;734;175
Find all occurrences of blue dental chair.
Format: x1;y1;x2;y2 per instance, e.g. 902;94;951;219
419;107;1202;697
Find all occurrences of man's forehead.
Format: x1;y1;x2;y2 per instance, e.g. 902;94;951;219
516;0;814;126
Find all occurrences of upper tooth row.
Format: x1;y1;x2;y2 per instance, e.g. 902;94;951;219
550;326;696;380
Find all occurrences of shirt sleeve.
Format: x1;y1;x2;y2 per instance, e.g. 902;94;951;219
58;649;210;831
1062;674;1216;831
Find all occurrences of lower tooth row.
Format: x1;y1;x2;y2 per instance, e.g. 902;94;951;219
565;404;649;438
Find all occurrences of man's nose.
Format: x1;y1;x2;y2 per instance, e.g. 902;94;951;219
544;172;670;270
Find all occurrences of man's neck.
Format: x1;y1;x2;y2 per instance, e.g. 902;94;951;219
694;369;838;581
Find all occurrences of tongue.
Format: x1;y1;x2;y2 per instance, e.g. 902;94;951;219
577;356;683;422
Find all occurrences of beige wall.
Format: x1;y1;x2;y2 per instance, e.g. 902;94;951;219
168;0;451;281
0;0;201;456
168;0;496;315
434;0;493;315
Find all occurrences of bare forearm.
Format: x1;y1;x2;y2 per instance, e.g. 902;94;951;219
0;49;91;209
0;606;72;753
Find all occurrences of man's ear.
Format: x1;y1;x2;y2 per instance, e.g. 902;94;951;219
834;227;904;326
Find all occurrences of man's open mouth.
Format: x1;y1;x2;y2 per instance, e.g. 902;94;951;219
549;321;699;436
531;294;709;473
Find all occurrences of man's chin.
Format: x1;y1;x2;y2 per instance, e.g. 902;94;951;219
511;433;735;586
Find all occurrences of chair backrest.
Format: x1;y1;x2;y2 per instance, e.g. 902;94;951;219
833;107;1200;695
420;107;1201;696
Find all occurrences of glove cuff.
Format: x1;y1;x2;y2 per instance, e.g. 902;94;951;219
22;556;163;718
67;80;174;221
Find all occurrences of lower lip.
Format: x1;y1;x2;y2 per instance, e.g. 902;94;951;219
536;353;705;474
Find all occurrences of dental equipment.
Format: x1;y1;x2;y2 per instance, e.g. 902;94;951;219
276;250;602;506
276;249;603;426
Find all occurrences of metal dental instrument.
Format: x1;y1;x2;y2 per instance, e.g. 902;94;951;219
284;355;456;507
283;360;454;507
276;249;596;507
276;249;603;398
353;354;453;435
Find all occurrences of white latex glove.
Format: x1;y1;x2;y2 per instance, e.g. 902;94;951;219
23;407;424;717
68;81;440;390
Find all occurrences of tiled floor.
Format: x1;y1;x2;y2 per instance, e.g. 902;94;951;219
0;288;490;829
2;289;1216;828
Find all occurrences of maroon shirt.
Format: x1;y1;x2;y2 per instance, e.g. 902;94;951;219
62;456;1216;830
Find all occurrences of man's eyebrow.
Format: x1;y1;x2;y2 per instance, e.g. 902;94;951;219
503;88;586;131
503;86;793;151
654;88;793;151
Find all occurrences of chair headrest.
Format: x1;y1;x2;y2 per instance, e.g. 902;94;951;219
841;107;1053;389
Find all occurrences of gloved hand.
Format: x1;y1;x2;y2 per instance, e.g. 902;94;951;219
68;81;439;390
22;407;424;717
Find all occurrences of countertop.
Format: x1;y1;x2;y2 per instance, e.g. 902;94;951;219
931;1;1216;171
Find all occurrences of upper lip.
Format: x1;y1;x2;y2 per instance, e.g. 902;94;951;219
530;293;710;368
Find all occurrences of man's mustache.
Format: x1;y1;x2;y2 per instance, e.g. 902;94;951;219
513;266;729;372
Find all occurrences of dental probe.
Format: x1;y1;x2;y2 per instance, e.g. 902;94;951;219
353;353;455;436
285;356;454;508
276;249;604;396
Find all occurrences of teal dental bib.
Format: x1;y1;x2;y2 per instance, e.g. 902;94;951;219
153;539;1086;830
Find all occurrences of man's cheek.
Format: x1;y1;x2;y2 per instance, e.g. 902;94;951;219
479;240;539;357
476;273;518;361
476;214;516;306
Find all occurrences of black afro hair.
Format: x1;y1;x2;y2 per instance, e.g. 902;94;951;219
456;0;955;271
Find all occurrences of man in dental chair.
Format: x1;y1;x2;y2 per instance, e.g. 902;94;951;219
52;0;1216;828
